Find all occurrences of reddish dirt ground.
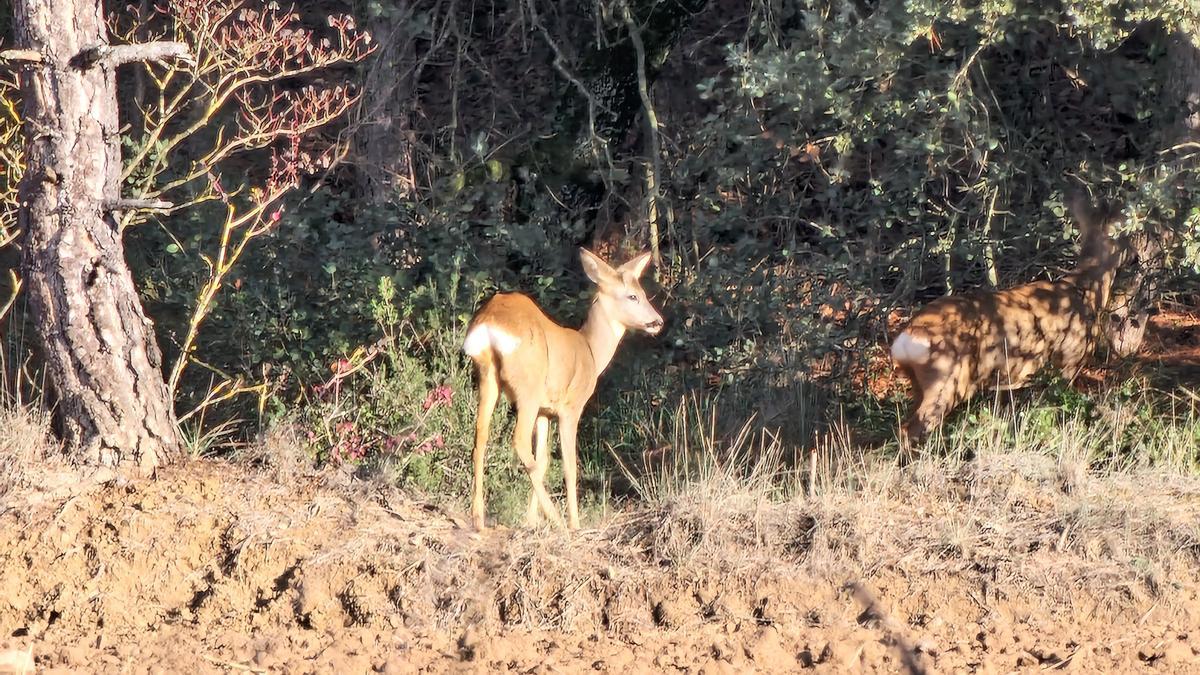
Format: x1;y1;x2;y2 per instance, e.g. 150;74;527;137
2;458;1199;674
1141;306;1200;366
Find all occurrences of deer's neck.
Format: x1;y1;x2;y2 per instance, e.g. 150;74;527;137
580;297;626;376
1071;225;1122;313
1068;259;1119;314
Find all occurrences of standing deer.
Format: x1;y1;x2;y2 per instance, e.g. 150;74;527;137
463;248;664;531
891;191;1141;448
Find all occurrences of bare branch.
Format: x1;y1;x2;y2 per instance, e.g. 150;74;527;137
619;0;664;270
525;0;617;185
104;197;174;211
73;42;193;70
0;49;44;64
1159;141;1200;155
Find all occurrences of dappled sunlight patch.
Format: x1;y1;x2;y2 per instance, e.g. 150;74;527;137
1143;304;1200;367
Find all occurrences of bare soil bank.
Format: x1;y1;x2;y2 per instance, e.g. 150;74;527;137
1;456;1199;674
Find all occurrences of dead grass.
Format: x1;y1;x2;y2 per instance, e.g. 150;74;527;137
0;407;51;506
232;421;322;485
612;391;1200;615
623;446;1199;608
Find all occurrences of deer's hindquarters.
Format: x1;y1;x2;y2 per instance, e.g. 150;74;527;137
891;334;977;445
891;331;932;365
463;323;521;358
892;281;1107;446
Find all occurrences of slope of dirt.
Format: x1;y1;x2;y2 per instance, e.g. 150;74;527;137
1;456;1199;674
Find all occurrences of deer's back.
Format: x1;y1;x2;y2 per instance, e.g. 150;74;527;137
904;279;1099;390
468;293;596;410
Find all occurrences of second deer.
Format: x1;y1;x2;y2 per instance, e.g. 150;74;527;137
890;190;1150;448
463;248;663;531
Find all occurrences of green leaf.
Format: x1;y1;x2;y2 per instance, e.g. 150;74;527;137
486;159;504;181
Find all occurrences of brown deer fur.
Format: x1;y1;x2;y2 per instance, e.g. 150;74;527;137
891;192;1140;446
463;249;664;531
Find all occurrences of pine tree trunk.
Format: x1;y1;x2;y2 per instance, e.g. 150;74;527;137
13;0;181;473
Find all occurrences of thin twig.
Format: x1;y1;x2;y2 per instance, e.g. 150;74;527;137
846;581;928;675
200;654;267;673
619;0;664;270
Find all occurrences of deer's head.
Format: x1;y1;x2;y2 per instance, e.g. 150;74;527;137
580;248;664;336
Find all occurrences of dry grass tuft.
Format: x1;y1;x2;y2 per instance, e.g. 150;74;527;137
0;408;52;504
233;422;320;484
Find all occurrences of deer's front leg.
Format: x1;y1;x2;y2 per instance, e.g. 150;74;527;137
558;412;582;531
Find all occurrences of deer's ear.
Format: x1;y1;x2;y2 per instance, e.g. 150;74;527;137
620;251;654;278
580;248;618;285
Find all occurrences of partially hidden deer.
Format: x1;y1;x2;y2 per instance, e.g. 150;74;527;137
1103;227;1164;358
463;248;664;531
890;191;1143;448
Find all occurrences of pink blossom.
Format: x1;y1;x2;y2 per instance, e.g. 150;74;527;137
421;384;454;411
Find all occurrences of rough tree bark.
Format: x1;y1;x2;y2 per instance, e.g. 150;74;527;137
13;0;183;473
357;1;418;202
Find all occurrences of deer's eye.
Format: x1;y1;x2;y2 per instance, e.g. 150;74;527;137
627;294;639;303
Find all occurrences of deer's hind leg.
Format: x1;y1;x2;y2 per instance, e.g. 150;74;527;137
470;353;501;531
903;359;971;452
513;401;564;529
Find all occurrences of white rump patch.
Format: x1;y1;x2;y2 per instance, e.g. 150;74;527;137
462;324;521;357
890;331;931;364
